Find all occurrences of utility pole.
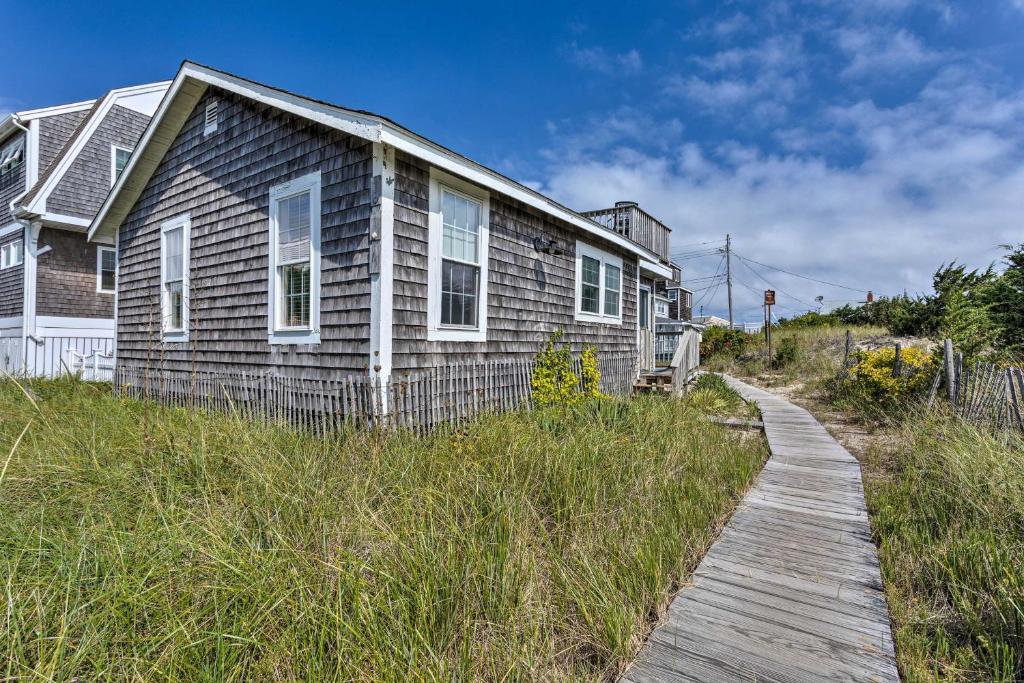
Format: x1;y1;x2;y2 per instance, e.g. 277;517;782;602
725;233;734;329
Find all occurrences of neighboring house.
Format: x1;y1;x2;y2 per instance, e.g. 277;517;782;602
665;285;693;322
88;62;678;410
0;81;170;376
693;314;731;327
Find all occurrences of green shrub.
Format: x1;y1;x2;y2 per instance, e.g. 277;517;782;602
772;336;799;368
700;326;751;360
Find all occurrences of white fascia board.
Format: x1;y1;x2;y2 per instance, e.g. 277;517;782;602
639;258;672;279
180;64;380;142
16;98;96;121
379;125;656;261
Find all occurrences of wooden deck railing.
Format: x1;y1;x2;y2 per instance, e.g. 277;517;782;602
581;202;671;262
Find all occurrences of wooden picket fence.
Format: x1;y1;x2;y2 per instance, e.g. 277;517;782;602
114;353;638;435
940;339;1024;432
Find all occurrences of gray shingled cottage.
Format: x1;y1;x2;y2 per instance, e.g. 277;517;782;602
1;81;169;376
88;62;686;422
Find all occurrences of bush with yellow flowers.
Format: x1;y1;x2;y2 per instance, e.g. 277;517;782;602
531;332;604;406
847;346;935;404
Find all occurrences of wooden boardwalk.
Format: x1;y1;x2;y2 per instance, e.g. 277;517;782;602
622;376;899;682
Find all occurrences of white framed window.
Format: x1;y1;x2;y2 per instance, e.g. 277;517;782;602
0;138;23;174
204;100;219;136
1;238;24;269
96;246;116;293
575;241;623;324
111;145;132;186
427;167;490;342
268;171;321;345
160;214;190;342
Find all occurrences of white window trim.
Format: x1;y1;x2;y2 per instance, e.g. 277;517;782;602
575;240;624;325
160;214;191;343
1;239;24;270
426;167;490;343
267;170;321;345
110;144;133;187
96;246;116;293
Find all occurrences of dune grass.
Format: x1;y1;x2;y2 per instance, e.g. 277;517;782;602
0;376;765;682
864;412;1024;682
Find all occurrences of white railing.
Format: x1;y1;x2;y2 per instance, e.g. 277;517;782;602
68;348;116;382
668;326;701;391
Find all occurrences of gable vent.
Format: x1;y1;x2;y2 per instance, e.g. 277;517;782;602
204;100;219;135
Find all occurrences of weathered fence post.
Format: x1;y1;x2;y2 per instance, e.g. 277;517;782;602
842;330;853;368
893;342;902;378
944;338;955;402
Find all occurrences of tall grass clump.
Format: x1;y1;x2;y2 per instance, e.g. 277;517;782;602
0;376;765;681
865;412;1024;681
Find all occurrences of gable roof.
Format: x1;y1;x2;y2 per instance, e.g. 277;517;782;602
14;81;171;226
87;61;669;272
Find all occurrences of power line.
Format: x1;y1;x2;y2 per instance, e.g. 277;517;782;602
693;256;726;308
732;252;867;293
671;238;726;251
736;258;819;309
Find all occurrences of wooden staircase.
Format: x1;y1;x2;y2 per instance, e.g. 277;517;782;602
634;369;675;394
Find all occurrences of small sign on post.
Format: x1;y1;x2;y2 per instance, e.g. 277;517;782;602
764;289;775;306
764;290;774;366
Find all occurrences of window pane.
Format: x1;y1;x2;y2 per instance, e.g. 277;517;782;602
581;283;599;313
605;264;620;291
441;259;479;327
581;255;600;286
114;148;131;179
604;290;620;316
441;190;479;264
166;281;183;330
101;250;116;291
280;263;311;328
15;240;23;264
278;191;311;262
164;228;183;281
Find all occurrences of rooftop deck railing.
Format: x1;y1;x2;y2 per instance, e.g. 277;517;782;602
581;202;671;263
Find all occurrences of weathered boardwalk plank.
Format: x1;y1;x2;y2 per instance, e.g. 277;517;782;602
622;376;899;682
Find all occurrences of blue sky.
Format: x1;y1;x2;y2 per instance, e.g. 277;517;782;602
3;0;1024;322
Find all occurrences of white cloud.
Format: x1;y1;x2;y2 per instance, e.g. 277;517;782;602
566;42;643;75
666;36;806;112
836;27;943;78
538;68;1024;321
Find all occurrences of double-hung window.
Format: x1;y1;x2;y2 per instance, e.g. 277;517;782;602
575;241;623;324
427;168;489;342
97;246;116;293
1;239;23;269
268;171;321;345
160;215;190;341
111;145;132;186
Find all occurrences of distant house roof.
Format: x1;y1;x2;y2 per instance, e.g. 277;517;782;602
13;81;170;229
693;315;731;327
87;61;670;275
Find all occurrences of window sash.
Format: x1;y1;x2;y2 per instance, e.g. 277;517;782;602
440;189;481;267
268;172;320;343
1;240;24;268
98;248;116;292
160;217;189;338
440;259;480;328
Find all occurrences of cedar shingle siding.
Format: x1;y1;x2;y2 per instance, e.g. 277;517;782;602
38;109;90;174
0;131;27;225
0;229;24;317
36;227;113;318
391;152;638;372
48;105;150;219
116;89;373;377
